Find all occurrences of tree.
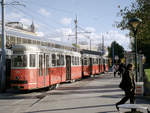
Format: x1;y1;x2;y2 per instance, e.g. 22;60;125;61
108;41;125;60
117;0;150;65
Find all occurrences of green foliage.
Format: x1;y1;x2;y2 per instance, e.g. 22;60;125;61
144;69;150;82
108;41;124;59
117;0;150;65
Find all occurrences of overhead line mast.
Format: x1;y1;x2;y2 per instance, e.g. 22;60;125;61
74;15;78;51
0;0;6;92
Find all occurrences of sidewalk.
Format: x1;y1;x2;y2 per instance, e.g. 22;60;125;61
24;73;150;113
0;72;149;113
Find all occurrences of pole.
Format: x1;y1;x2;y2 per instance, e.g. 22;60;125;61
102;35;104;53
90;39;91;51
0;0;6;92
74;16;78;51
112;42;115;66
134;30;138;82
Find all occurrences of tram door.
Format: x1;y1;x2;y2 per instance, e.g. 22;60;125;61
89;58;92;75
38;54;49;88
44;54;50;87
66;55;71;80
38;54;44;88
99;58;101;73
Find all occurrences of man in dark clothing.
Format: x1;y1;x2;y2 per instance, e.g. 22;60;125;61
116;64;135;111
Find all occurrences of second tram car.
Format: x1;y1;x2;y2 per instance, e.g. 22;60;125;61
81;50;104;77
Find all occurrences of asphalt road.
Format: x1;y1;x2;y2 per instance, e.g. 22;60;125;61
0;73;149;113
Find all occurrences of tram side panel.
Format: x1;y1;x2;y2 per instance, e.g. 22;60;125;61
50;53;66;85
92;58;100;75
11;54;39;90
99;58;104;73
82;57;91;77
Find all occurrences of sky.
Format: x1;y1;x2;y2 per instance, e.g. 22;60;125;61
1;0;133;50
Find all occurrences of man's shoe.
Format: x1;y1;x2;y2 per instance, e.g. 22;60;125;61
116;104;119;111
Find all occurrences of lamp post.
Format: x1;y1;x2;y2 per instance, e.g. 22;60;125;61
128;18;142;82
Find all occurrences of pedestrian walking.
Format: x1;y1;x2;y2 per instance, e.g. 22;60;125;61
116;64;135;111
113;64;119;78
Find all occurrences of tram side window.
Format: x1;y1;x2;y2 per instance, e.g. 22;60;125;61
30;54;36;67
84;57;87;65
96;58;99;64
52;54;56;66
57;54;60;66
46;55;49;75
72;56;75;65
103;59;105;64
99;59;102;64
60;55;64;66
39;55;43;76
12;55;27;67
75;57;77;65
76;57;79;65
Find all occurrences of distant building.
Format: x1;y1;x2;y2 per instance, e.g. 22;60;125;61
30;21;35;33
0;21;75;51
6;21;36;33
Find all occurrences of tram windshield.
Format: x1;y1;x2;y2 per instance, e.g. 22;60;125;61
12;55;27;67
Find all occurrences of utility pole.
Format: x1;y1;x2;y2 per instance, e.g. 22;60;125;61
0;0;6;92
90;39;91;51
112;42;115;66
74;15;78;51
102;35;104;54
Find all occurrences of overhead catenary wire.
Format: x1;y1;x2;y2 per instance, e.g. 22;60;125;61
9;5;58;30
6;5;71;38
20;0;74;15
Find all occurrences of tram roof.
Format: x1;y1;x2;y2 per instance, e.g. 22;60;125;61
80;49;102;56
12;44;80;56
0;26;74;48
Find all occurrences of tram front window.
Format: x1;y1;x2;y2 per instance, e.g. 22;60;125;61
12;55;27;67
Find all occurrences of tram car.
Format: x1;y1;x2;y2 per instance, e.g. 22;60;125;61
80;50;104;77
10;44;82;90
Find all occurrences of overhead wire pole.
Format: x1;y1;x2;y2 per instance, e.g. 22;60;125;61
102;34;104;54
74;15;78;51
0;0;6;92
0;1;25;92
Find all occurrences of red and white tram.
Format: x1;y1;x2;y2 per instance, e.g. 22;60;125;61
81;50;104;77
10;44;108;90
10;44;81;90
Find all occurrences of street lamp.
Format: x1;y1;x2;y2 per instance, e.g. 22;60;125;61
128;18;142;82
